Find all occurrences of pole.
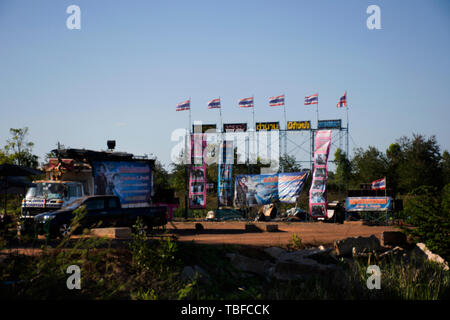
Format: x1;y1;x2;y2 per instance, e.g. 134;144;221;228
184;133;189;220
345;91;349;157
283;94;287;159
316;93;320;127
252;95;256;166
189;97;192;134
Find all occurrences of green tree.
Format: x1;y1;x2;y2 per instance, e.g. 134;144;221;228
402;185;450;262
351;146;388;187
396;134;443;193
279;154;302;172
334;148;352;189
3;127;39;168
441;150;450;186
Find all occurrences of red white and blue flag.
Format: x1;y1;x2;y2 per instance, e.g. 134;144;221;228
337;92;347;108
176;99;190;111
304;94;318;105
238;97;254;108
372;178;386;190
269;94;285;107
208;98;221;109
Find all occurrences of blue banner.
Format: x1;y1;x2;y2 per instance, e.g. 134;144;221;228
346;197;393;212
234;171;309;207
278;172;309;203
92;161;152;206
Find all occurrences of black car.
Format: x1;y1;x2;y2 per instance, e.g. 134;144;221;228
34;195;167;239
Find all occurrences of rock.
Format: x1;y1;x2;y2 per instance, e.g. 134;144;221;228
90;227;131;239
266;224;279;232
245;224;262;232
181;265;211;284
225;253;273;277
277;247;333;264
264;247;287;259
415;243;449;271
381;231;407;247
272;259;336;281
334;235;381;256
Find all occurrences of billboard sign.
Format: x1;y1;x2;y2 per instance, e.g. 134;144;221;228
92;161;152;207
318;119;341;129
346;197;393;212
223;123;247;132
193;124;217;133
287;121;311;131
256;122;280;131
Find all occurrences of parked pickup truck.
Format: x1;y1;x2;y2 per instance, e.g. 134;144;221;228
33;195;167;239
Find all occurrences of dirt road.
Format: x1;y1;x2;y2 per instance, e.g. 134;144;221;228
166;220;397;247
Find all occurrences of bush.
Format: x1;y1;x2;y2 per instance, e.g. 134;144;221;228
401;184;450;261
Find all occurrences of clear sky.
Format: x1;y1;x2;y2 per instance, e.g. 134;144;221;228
1;0;449;170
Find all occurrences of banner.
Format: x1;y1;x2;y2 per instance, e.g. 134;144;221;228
92;161;152;207
287;121;311;131
189;134;207;208
318;119;341;129
309;130;332;217
189;165;207;208
223;123;247;132
278;172;309;203
234;171;309;207
256;122;279;131
218;140;233;207
346;197;393;212
235;174;278;206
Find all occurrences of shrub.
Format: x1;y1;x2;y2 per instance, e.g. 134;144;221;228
401;185;450;261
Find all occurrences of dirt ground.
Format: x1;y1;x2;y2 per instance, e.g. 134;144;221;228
166;220;397;247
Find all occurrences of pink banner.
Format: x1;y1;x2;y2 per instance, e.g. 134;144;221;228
309;130;332;217
189;134;207;209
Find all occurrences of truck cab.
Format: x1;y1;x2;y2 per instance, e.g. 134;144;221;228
20;180;85;235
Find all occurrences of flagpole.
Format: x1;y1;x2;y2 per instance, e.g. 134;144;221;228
252;95;256;164
188;97;192;134
316;93;319;127
283;94;287;158
346;91;349;158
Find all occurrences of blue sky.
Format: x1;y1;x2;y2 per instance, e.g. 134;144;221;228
1;0;449;169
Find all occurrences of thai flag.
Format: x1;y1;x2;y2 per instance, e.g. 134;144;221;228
269;94;285;107
208;98;221;109
304;94;318;105
337;92;347;108
372;178;386;190
176;99;190;111
238;97;254;108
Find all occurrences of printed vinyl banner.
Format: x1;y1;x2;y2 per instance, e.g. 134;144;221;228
218;164;233;207
189;134;207;209
92;161;153;207
218;140;234;207
278;172;309;203
309;130;332;217
235;174;278;206
346;197;393;212
234;171;309;207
